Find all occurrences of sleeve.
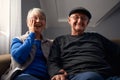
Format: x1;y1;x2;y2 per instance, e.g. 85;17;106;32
97;33;120;75
97;33;120;57
96;33;120;74
48;37;63;77
10;32;35;64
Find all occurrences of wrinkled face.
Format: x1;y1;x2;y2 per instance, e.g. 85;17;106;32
68;13;89;35
27;10;46;33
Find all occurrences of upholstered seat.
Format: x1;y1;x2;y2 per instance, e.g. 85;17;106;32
0;40;120;78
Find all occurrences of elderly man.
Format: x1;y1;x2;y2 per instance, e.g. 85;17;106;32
48;7;120;80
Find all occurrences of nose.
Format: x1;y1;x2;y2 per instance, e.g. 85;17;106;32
36;18;40;22
77;17;82;23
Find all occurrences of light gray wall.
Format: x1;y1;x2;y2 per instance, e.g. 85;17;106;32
21;0;41;34
86;8;120;40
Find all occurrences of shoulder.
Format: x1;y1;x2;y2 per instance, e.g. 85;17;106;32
12;37;22;43
85;32;101;36
12;31;29;42
85;32;113;44
85;32;105;38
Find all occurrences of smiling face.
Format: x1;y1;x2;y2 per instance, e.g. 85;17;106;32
68;13;89;36
27;8;46;34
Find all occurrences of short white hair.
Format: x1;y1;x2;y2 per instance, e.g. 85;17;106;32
27;8;46;20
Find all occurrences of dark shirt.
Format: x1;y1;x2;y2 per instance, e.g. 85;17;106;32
48;32;120;78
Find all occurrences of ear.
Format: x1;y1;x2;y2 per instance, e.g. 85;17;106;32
67;17;71;24
26;19;29;28
87;20;90;25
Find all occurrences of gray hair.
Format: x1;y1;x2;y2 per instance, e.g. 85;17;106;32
27;8;46;20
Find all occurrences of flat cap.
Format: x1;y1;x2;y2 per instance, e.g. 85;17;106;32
69;7;92;19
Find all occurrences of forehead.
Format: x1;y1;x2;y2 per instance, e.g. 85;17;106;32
70;13;88;17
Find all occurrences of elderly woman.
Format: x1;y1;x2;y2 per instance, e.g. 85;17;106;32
1;8;52;80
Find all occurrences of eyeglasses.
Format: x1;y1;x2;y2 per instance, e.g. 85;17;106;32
29;15;46;21
32;16;45;21
70;15;89;21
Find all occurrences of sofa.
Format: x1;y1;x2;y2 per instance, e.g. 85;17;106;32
0;54;11;77
0;40;120;78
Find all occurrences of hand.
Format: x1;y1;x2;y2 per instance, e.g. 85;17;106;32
51;69;68;80
51;74;67;80
27;17;36;33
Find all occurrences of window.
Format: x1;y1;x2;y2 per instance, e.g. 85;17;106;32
0;0;21;54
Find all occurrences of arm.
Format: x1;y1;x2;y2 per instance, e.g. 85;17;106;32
98;34;120;57
48;38;68;80
10;32;35;64
102;37;120;75
96;33;120;74
94;33;120;57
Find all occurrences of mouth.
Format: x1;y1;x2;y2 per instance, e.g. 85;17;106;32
35;25;40;27
76;23;84;27
35;24;42;28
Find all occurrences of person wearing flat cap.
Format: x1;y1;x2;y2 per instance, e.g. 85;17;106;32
48;7;120;80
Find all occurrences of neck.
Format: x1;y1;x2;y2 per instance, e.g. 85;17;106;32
71;31;84;36
35;34;43;40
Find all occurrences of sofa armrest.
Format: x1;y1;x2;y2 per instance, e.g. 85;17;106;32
0;54;11;77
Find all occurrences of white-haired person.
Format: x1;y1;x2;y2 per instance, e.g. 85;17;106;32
1;8;52;80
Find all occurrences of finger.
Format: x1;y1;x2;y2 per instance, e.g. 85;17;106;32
52;75;61;80
60;75;66;80
31;18;35;27
51;76;57;80
28;18;33;28
51;77;55;80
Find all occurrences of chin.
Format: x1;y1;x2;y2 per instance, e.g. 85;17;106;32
36;30;42;33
